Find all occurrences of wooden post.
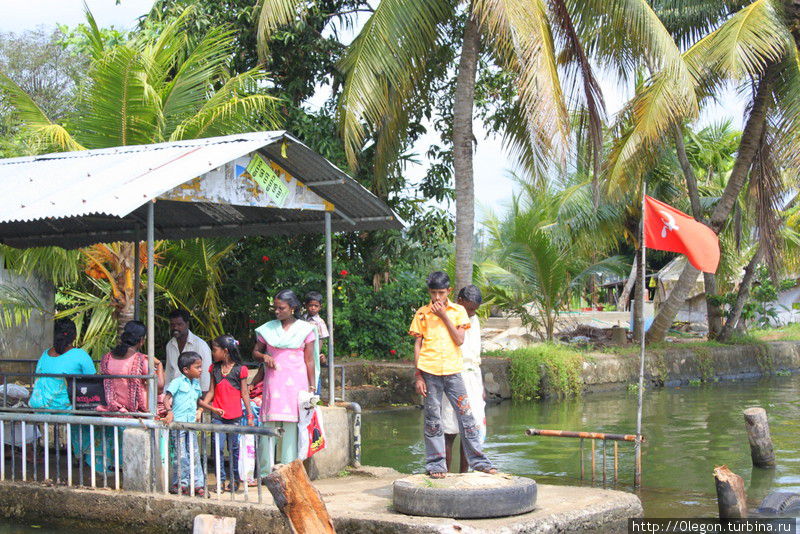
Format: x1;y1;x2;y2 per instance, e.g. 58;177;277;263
743;407;775;468
714;465;747;518
265;459;336;534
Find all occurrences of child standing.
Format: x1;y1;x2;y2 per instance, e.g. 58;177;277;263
202;335;254;492
163;351;207;495
302;291;329;393
442;285;486;473
409;272;496;478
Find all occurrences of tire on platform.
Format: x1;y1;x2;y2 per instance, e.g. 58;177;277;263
392;474;537;519
757;492;800;516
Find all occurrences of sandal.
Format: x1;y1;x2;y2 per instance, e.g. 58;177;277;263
475;467;498;475
169;485;180;495
222;480;231;492
427;471;446;479
194;487;205;497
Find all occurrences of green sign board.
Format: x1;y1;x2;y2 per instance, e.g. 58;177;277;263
246;153;289;207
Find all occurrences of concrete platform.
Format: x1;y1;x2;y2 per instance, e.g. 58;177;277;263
0;466;642;533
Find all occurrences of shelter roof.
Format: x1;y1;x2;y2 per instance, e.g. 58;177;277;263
0;131;402;249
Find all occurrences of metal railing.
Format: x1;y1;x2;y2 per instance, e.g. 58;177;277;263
525;428;645;486
0;412;281;503
2;371;157;417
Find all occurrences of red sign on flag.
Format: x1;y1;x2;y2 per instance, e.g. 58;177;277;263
643;195;720;273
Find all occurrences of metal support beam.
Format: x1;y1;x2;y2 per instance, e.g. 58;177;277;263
147;201;156;416
325;212;335;406
133;226;140;321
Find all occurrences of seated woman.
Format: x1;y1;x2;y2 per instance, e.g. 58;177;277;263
96;321;163;470
29;318;96;466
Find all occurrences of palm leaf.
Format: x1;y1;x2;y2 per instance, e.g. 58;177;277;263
0;72;84;151
256;0;309;61
336;0;453;170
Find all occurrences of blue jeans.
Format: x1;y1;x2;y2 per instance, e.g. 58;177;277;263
212;416;240;483
421;371;494;474
170;430;204;488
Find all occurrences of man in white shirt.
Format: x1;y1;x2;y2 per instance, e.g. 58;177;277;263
442;285;486;473
165;309;212;392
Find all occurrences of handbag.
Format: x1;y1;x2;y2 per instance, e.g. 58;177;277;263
297;391;326;460
71;376;106;410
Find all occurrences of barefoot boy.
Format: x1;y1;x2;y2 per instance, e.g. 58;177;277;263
409;271;495;478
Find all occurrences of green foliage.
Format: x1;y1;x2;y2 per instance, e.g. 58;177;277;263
718;266;797;330
486;344;583;399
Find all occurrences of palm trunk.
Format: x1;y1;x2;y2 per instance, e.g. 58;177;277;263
673;125;724;338
453;14;480;291
718;247;763;341
646;72;774;343
619;259;637;311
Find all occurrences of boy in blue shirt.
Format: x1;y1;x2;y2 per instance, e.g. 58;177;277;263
163;351;207;495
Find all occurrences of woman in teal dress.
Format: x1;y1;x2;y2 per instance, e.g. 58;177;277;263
29;319;97;467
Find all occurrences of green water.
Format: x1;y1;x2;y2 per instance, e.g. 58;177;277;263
362;374;800;517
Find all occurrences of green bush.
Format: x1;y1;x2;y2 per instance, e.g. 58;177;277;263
486;344;584;399
218;236;428;360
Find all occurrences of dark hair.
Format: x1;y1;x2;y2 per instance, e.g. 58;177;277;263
275;289;303;319
304;291;323;306
168;309;191;323
426;271;450;290
53;319;77;355
178;351;202;374
212;335;242;364
111;321;146;357
458;285;483;305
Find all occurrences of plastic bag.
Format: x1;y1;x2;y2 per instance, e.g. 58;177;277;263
297;391;325;460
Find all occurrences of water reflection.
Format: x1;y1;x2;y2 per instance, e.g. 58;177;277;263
363;374;800;517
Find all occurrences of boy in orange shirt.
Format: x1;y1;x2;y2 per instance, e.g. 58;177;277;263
409;271;496;478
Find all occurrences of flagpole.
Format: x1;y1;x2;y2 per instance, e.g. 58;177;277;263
635;182;646;488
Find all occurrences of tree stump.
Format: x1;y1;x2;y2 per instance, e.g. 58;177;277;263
264;460;335;534
743;407;775;468
714;465;747;518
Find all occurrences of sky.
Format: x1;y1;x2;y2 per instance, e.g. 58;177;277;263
0;1;748;223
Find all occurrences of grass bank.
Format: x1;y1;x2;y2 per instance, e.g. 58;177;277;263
485;344;584;400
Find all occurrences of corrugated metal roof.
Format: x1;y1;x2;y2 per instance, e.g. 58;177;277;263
0;131;403;249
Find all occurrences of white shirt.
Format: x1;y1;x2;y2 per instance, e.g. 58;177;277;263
461;315;482;371
165;330;212;392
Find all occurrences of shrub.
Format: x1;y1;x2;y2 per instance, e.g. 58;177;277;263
486;344;584;399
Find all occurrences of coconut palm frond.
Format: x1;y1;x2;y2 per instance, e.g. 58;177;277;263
475;0;570;164
336;0;453;170
56;279;117;358
75;45;162;147
257;0;309;61
0;72;84;151
170;69;282;140
0;245;83;285
0;283;49;327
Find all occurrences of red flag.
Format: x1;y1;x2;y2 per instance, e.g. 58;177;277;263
643;195;719;273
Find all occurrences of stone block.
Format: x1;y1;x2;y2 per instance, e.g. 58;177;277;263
122;427;160;492
193;514;236;534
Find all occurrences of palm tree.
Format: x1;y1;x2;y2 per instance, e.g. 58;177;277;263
605;0;800;342
0;8;281;347
483;178;625;340
257;0;696;290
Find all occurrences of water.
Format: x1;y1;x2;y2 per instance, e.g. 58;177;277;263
363;374;800;517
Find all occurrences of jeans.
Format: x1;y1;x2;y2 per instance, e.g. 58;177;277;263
421;371;494;474
211;416;240;483
170;430;204;489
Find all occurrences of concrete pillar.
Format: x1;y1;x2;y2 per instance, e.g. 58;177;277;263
303;406;350;480
122;428;162;492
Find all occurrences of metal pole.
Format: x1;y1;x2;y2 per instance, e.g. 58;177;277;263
635;183;646;488
147;201;156;416
325;212;335;406
134;226;141;321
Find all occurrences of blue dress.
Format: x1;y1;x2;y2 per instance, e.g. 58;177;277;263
29;348;96;410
